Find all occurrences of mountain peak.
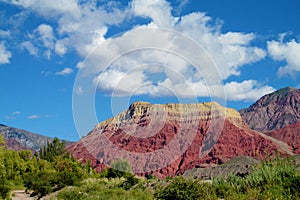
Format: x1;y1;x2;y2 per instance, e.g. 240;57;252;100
240;86;300;132
273;86;298;96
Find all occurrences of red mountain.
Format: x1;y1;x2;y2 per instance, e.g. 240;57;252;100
264;122;300;154
239;87;300;132
239;87;300;154
68;102;293;178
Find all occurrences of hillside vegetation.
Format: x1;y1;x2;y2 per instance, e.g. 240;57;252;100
0;135;92;199
1;134;300;199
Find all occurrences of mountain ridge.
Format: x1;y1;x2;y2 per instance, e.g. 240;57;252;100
0;124;72;151
239;86;300;132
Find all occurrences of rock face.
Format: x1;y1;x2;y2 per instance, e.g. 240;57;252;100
239;87;300;132
0;124;70;151
264;122;300;154
183;156;260;180
69;102;293;178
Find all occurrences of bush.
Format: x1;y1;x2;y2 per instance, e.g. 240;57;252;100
212;158;300;199
24;171;58;197
57;180;153;200
154;176;216;200
118;174;139;190
0;182;10;199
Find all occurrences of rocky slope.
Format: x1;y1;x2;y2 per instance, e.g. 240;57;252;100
183;156;260;179
0;124;67;151
69;102;293;178
239;87;300;132
264;122;300;154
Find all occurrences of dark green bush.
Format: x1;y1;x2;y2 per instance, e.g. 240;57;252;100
0;182;10;199
118;174;139;190
154;176;216;200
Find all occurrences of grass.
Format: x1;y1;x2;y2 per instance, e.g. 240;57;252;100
54;178;153;200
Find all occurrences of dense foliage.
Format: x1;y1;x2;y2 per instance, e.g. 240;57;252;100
0;135;92;199
212;158;300;199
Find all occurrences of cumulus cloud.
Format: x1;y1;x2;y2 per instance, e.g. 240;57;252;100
56;67;73;76
21;41;38;56
267;39;300;77
0;42;12;64
5;0;273;101
9;0;127;58
131;0;175;27
35;24;54;49
223;80;275;101
83;0;269;100
5;0;81;19
55;40;67;56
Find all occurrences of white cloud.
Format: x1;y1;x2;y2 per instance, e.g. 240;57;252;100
5;0;81;19
6;0;272;101
223;80;275;101
10;0;127;58
267;39;300;77
44;49;51;60
5;111;21;120
0;41;12;64
27;115;39;119
56;67;73;76
12;111;21;115
173;0;189;16
0;30;11;38
35;24;55;49
131;0;176;27
55;40;67;56
83;0;268;101
21;41;38;56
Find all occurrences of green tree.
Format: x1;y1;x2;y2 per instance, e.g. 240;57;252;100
0;135;6;180
39;137;66;162
111;159;133;174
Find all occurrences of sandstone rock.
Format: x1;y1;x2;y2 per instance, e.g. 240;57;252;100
68;101;293;178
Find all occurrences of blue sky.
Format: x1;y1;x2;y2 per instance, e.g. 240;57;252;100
0;0;300;141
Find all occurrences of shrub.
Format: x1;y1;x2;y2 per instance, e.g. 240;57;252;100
212;157;300;199
24;171;58;197
154;176;216;200
118;174;139;190
0;182;10;199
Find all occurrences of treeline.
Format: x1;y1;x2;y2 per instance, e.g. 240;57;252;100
0;135;94;199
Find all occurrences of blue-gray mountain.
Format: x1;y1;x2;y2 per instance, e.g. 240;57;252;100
0;124;71;151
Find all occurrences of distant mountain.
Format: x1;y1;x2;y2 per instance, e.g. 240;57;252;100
0;124;71;151
69;102;293;178
239;87;300;132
